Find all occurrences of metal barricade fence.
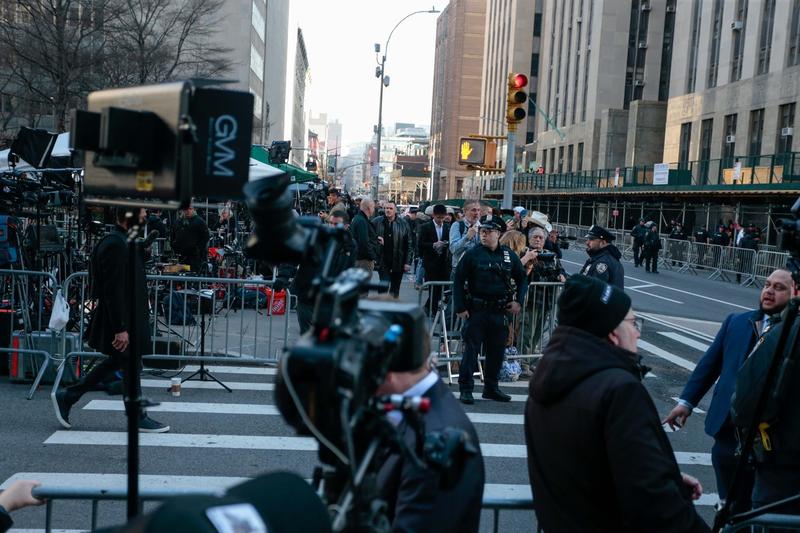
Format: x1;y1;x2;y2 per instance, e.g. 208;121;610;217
754;250;791;280
661;238;692;270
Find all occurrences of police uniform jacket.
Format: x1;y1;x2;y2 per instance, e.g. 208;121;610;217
631;224;647;244
669;228;688;240
580;244;624;289
525;326;710;532
453;243;527;313
87;226;150;356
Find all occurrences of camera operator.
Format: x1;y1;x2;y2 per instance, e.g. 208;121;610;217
730;272;800;517
171;204;210;274
581;225;624;289
526;275;709;532
546;228;563;259
453;215;527;404
372;201;412;298
210;206;237;246
274;210;355;334
350;196;379;273
375;343;484;532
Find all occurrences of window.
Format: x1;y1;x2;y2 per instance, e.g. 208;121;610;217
757;0;776;75
558;146;565;173
776;103;796;154
730;0;748;81
679;122;692;170
567;144;574;172
549;148;556;173
706;0;723;88
577;143;584;172
251;1;266;41
722;113;738;166
531;53;540;77
748;108;765;161
541;150;548;173
526;131;535;144
658;0;676;100
534;13;542;37
789;0;800;67
686;0;703;93
556;0;566;128
250;44;264;81
624;1;650;109
699;119;713;182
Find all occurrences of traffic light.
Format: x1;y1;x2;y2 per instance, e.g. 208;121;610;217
506;73;528;126
458;137;486;166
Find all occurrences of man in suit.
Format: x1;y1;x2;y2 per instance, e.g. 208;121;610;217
350;196;379;272
418;204;451;313
664;268;793;508
376;356;484;532
53;208;169;433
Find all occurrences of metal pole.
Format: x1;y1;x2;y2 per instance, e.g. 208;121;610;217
503;130;516;209
373;57;386;201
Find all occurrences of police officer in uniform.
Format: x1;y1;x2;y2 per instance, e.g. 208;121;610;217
581;225;624;289
693;225;710;269
453;215;527;404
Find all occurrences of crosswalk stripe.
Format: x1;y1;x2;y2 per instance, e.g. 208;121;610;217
484;483;719;507
658;332;711;352
84;400;525;425
140;379;274;391
43;431;712;466
637;340;697;371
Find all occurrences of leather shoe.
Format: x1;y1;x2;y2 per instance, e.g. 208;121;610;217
482;388;512;402
459;391;475;405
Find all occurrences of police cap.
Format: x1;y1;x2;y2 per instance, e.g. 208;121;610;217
478;215;505;232
584;225;615;242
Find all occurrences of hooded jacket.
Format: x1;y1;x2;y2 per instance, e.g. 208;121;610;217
580;244;624;289
525;326;710;533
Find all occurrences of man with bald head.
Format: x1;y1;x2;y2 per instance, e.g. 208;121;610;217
350;196;379;272
664;268;794;510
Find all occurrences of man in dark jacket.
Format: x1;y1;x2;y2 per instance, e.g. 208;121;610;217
350;197;379;272
275;210;355;333
525;275;709;532
54;208;168;433
171;205;210;274
580;225;624;288
372;201;412;297
630;219;647;267
418;204;451;313
644;224;662;273
376;353;484;532
665;268;792;509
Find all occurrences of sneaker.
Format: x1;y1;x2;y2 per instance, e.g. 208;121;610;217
459;391;475;405
52;389;74;429
139;415;170;433
482;388;512;402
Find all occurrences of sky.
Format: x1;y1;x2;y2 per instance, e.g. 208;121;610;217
295;0;448;150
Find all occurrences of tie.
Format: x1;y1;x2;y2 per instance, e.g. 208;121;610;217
763;315;781;335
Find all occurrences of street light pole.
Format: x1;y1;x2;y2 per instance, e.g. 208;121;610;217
373;7;439;201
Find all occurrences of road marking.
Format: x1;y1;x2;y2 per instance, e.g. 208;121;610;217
658;331;711;352
562;258;751;310
638;312;716;342
140;379;274;391
628;284;657;289
670;397;706;414
627;287;684;304
637;340;697;371
674;451;712;466
84;400;525;425
483;483;717;507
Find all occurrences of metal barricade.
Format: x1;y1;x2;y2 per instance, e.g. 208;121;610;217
0;269;62;398
662;238;692;271
712;246;759;286
721;513;800;531
516;282;563;361
754;250;791;280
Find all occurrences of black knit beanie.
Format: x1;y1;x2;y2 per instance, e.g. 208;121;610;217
557;275;631;338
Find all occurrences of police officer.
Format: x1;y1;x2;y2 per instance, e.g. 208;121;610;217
453;215;527;404
581;225;624;289
669;223;688;266
693;225;710;269
630;219;647;268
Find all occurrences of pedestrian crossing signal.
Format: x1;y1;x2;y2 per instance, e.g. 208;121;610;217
458;137;486;166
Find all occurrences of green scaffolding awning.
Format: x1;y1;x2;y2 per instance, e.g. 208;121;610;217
251;146;319;183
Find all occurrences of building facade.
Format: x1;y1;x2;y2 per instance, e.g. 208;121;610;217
290;28;309;168
663;0;799;181
534;0;676;173
262;0;290;144
429;0;487;200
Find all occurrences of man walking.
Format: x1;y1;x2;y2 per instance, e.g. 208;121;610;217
526;275;708;532
631;218;647;267
418;204;451;312
581;225;624;288
54;208;169;433
372;202;412;297
453;215;527;404
663;268;793;510
350;196;379;273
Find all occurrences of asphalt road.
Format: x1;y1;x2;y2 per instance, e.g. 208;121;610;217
0;257;755;531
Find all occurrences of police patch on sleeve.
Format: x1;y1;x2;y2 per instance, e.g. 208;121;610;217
596;263;608;274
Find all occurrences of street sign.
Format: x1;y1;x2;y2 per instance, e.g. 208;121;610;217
733;161;742;181
613;167;620;187
458;137;487;166
653;163;669;185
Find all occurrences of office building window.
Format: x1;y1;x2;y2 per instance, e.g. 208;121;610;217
730;0;748;82
556;0;566;128
707;0;723;88
549;147;556;173
698;119;713;182
562;0;574;128
531;53;540;77
526;131;535;144
722;113;738;166
686;0;703;93
581;0;593;123
748;108;765;160
679;122;692;170
534;13;542;37
567;144;574;172
777;103;796;154
789;0;800;67
624;0;650;109
558;146;564;173
757;0;776;75
658;0;676;100
576;142;584;172
541;150;548;172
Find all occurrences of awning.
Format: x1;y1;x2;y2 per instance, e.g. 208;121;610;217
250;145;319;183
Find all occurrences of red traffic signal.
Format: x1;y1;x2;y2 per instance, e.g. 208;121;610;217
506;72;529;126
512;73;528;89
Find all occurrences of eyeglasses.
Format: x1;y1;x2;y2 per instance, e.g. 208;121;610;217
623;316;644;332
